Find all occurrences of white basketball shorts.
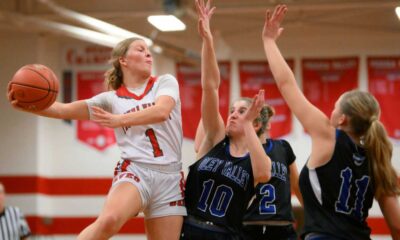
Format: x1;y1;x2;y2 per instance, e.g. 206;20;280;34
112;159;187;219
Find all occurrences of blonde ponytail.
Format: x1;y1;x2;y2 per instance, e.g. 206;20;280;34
340;90;400;199
105;64;123;90
364;120;400;199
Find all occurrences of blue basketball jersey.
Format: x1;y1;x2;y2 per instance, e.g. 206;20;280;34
244;139;296;222
299;129;374;239
185;136;255;234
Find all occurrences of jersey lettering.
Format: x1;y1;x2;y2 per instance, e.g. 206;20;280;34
198;179;234;217
271;161;288;181
221;162;250;189
198;157;225;172
335;167;370;220
145;128;164;157
259;184;277;214
122;102;155;133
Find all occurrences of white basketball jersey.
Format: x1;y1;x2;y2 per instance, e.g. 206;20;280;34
86;74;182;165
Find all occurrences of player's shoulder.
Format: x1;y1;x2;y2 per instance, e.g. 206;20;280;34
270;138;289;146
95;90;116;99
272;139;294;152
156;74;178;83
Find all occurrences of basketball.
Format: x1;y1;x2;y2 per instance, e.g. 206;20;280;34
8;64;59;111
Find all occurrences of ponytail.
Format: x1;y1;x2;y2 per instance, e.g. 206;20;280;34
105;64;123;90
256;104;275;136
364;120;400;199
340;90;400;199
237;98;275;137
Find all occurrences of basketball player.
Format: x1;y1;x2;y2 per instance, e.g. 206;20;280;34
181;1;272;239
8;37;186;240
195;107;304;240
262;5;400;239
242;105;303;240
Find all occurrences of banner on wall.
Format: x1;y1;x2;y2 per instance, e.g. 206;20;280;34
176;62;230;139
77;71;116;151
368;57;400;140
302;57;359;118
239;60;294;138
64;45;112;67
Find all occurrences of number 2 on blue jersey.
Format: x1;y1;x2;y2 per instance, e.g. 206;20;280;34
335;167;370;220
259;184;277;214
198;179;234;217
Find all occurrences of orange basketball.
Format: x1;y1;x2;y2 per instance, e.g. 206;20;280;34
8;64;59;111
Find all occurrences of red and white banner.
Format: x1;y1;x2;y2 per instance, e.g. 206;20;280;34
368;57;400;139
77;71;116;151
239;61;294;137
302;57;359;118
176;62;230;139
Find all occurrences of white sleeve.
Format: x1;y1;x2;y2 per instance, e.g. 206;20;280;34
155;74;180;103
85;91;113;119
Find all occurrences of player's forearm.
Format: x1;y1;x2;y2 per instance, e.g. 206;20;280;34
263;38;295;90
120;104;170;127
201;38;220;91
35;102;68;119
37;101;89;120
244;123;271;183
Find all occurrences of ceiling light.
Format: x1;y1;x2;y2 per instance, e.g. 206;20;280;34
147;15;186;32
152;45;163;54
396;6;400;20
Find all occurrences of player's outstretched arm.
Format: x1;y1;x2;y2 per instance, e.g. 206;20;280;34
262;5;332;138
8;86;90;120
194;119;205;154
196;0;225;157
242;90;272;184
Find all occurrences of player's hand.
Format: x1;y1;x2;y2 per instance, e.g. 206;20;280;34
91;106;123;128
195;0;216;41
7;83;27;111
262;4;287;41
244;90;265;123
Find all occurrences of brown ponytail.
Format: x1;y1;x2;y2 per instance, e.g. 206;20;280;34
238;97;275;136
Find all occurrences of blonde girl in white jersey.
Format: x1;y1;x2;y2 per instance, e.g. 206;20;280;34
8;37;186;240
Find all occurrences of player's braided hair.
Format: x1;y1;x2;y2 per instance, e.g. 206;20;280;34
239;97;275;137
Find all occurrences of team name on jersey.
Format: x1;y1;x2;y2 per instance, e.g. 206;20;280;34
222;161;250;190
271;161;288;181
198;157;225;172
198;157;251;190
122;102;155;133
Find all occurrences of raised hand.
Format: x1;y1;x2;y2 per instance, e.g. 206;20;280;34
244;90;265;122
195;0;216;40
262;4;287;41
91;106;122;128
